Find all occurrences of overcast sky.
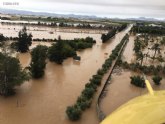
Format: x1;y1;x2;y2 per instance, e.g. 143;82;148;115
0;0;165;19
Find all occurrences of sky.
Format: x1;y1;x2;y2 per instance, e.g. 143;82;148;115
0;0;165;19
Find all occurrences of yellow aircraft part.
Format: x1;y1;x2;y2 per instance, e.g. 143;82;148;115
100;91;165;124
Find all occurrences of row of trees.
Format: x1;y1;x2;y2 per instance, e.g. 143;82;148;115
101;29;117;43
66;34;129;121
1;21;112;30
117;24;127;32
101;24;128;43
131;25;165;35
5;36;56;42
120;61;165;75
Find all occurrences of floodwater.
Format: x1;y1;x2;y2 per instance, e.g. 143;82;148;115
0;23;107;40
101;34;165;118
101;69;165;116
0;25;132;124
122;35;135;63
123;34;165;66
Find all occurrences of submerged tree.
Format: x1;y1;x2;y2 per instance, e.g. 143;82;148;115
151;43;161;61
66;105;82;121
0;52;29;96
152;75;162;85
48;40;76;64
17;26;32;53
0;33;5;42
133;37;142;54
130;75;145;88
136;51;145;65
30;45;48;78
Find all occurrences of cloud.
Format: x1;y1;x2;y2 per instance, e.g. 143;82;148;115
1;0;165;19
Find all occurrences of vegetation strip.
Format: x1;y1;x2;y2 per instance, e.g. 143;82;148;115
66;33;129;121
96;34;129;121
101;24;127;43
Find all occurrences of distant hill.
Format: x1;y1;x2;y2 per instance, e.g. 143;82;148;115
0;8;164;22
0;8;98;19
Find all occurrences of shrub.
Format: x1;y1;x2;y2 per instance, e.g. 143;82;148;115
0;53;29;96
130;75;145;88
152;75;162;85
30;45;48;78
66;105;82;121
82;87;95;100
76;96;91;110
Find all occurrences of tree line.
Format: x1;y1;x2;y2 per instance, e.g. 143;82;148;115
1;21;113;30
66;34;129;121
131;25;165;35
101;29;117;43
101;24;128;43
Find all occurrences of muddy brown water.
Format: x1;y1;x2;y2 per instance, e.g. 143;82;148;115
122;35;136;63
101;69;165;116
0;25;132;124
123;34;165;66
101;33;165;117
0;23;107;40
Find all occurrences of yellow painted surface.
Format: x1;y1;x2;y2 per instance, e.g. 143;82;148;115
145;80;154;95
101;91;165;124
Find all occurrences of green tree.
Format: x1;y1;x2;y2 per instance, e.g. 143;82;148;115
136;51;144;65
48;41;64;64
133;37;141;54
30;45;48;78
130;75;145;88
82;87;95;100
152;75;162;85
66;105;82;121
0;33;5;42
151;43;161;61
48;41;76;64
17;26;32;53
76;96;91;110
0;53;29;96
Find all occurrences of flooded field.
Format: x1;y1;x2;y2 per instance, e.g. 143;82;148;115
101;67;165;116
100;33;165;117
0;24;132;124
122;35;135;63
0;23;107;40
123;34;165;66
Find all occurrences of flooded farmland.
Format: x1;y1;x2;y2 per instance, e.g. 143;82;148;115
101;69;165;116
100;32;165;118
0;23;107;40
0;24;132;124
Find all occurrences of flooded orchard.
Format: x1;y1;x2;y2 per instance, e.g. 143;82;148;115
100;32;165;117
0;24;132;124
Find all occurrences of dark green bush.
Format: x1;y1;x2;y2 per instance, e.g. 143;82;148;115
152;75;162;85
130;75;145;88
